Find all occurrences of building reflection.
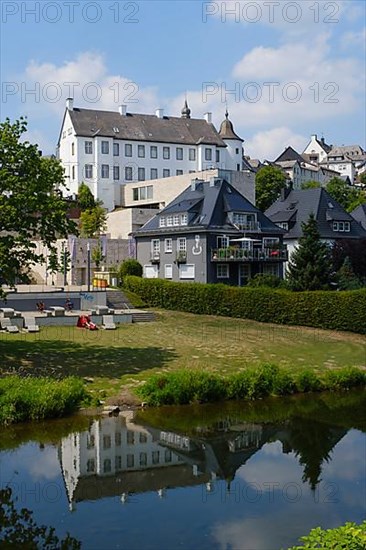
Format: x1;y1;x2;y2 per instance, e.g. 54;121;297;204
59;411;347;509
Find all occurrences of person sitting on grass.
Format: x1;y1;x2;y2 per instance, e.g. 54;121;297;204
65;298;74;312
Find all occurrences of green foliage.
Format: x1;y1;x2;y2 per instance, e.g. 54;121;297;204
124;276;366;334
0;487;80;548
301;180;321;189
331;238;366;281
77;182;96;210
0;118;77;294
135;365;366;406
91;240;105;269
287;213;333;291
337;256;363;290
0;376;87;425
326;176;362;212
289;520;366;549
79;202;107;238
247;274;287;288
119;259;143;282
255;165;288;211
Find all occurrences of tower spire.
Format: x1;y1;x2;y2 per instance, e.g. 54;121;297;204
181;97;191;119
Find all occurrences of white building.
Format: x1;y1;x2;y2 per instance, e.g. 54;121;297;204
57;99;247;211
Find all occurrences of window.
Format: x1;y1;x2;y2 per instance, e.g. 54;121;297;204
101;141;109;154
113;142;119;156
140;452;147;466
125;166;133;181
277;222;288;230
216;150;220;163
165;264;173;279
179;264;195;279
262;264;279;276
72;166;75;180
217;235;229;249
151;239;160;255
101;164;109;178
159;217;166;228
167;216;173;227
189;148;196;161
176;170;183;176
163;147;170;160
87;459;95;473
115;456;122;471
144;265;158;278
150;146;158;159
139;186;147;200
163;169;170;178
71;142;75;155
85;141;93;154
138;145;145;158
133;186;153;200
127;431;134;445
177;237;186;251
165;238;172;253
103;435;111;449
173;214;180;226
87;434;95;449
217;264;229;279
151;168;158;180
138;167;145;181
127;454;134;468
133;188;139;201
85;164;93;179
181;214;188;225
113;166;120;180
232;213;256;229
115;432;121;446
205;148;212;161
125;144;132;157
237;164;240;171
263;237;279;248
103;459;111;473
176;147;183;160
333;221;350;232
152;451;160;465
139;433;147;443
165;449;172;463
236;148;240;154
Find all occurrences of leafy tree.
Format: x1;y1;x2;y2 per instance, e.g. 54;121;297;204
301;180;321;189
326;176;362;211
331;238;366;280
79;202;107;238
91;240;105;269
77;182;95;210
290;520;366;549
119;259;143;284
0;118;76;295
0;487;80;548
255;165;287;211
336;256;363;290
287;213;333;290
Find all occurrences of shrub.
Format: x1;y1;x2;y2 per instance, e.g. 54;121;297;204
123;276;366;334
119;259;143;283
297;370;323;393
247;274;287;288
289;520;366;549
323;367;366;391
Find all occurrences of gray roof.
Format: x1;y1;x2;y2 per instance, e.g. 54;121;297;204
265;188;366;240
329;145;365;157
350;203;366;230
66;107;227;147
135;178;284;236
219;111;243;142
275;146;305;164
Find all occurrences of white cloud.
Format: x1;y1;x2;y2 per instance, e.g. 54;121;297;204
340;27;366;49
245;127;307;160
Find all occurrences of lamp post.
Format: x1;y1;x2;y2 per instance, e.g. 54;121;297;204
87;242;91;292
62;241;67;287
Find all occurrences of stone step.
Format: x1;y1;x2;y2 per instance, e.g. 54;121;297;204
131;312;155;323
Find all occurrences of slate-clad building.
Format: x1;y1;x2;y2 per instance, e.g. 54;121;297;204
133;177;287;285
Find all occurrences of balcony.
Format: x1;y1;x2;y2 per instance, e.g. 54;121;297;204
232;221;262;232
176;251;187;263
150;252;161;264
211;247;288;262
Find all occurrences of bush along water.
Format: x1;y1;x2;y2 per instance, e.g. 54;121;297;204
123;276;366;334
0;376;87;425
135;365;366;406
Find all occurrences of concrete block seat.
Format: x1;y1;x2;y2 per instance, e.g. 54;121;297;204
0;318;19;333
24;317;40;333
95;305;109;315
43;310;53;317
0;308;15;318
102;315;116;330
49;306;65;317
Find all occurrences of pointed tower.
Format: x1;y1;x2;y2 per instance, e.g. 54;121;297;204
219;109;244;171
181;99;191;119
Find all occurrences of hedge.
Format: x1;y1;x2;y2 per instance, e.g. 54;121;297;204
124;276;366;334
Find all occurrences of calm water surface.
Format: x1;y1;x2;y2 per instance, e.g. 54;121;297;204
1;391;365;549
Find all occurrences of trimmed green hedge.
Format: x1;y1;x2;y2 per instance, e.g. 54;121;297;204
124;276;366;334
289;520;366;549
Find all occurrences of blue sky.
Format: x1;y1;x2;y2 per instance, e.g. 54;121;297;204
1;0;365;159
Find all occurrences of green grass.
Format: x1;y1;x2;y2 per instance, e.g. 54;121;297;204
0;310;365;401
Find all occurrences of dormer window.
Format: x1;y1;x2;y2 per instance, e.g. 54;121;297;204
159;217;166;228
277;222;288;230
181;214;188;226
232;212;257;230
333;221;350;232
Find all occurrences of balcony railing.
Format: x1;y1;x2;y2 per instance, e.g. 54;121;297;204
176;251;187;263
232;221;261;232
211;247;288;262
150;252;160;263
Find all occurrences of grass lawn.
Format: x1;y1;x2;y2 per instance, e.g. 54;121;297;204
0;311;365;400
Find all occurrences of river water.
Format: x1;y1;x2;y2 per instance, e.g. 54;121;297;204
1;391;365;549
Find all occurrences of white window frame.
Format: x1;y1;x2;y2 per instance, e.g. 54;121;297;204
159;217;166;228
181;214;188;226
217;264;229;279
85;164;93;179
173;214;180;226
177;237;186;251
205;148;212;161
167;216;173;227
101;164;109;178
165;264;173;279
151;239;160;254
165;238;172;253
85;141;93;154
101;141;109;154
179;264;195;279
217;235;229;248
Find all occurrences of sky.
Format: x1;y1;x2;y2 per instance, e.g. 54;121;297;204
1;0;365;160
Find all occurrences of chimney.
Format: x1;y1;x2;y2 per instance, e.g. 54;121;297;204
209;176;216;187
156;108;164;119
311;134;317;141
204;112;212;123
280;186;291;201
66;98;74;111
191;178;203;191
119;105;127;116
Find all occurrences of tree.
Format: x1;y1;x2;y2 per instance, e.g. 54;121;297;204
0;118;76;295
91;240;105;269
77;182;95;210
255;165;287;211
336;257;363;290
326;177;362;212
301;180;321;189
118;259;143;284
287;213;333;291
331;238;366;280
79;202;107;238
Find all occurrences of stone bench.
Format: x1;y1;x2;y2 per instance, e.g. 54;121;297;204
49;306;65;317
0;308;15;318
